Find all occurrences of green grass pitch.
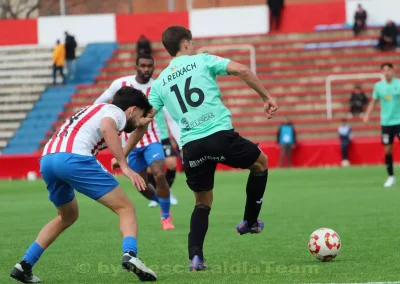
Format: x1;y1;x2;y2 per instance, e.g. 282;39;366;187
1;166;400;284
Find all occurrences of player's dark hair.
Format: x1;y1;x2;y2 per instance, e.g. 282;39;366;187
112;86;152;114
162;26;192;56
136;53;154;66
381;62;394;69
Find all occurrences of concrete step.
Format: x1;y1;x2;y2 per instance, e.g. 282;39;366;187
231;108;380;122
113;45;379;62
243;128;379;142
76;78;378;95
119;30;379;50
95;69;381;86
0;121;21;131
105;51;399;73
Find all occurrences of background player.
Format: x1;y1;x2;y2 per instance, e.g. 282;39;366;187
364;62;400;188
147;108;180;208
95;54;174;230
10;87;157;283
117;26;278;271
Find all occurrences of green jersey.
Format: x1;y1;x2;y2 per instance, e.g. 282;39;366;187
373;78;400;126
155;108;169;140
148;53;232;146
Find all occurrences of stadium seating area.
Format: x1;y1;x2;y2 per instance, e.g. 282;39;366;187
0;45;77;153
2;27;398;154
45;27;397;146
1;43;116;154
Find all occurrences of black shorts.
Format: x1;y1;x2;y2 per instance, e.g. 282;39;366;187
161;138;177;157
183;130;261;192
381;125;400;145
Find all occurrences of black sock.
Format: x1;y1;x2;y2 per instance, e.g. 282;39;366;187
188;204;211;260
147;173;156;189
166;169;176;188
385;153;394;176
244;170;268;227
20;260;32;271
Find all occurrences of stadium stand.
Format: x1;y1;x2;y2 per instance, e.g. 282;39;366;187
0;44;78;153
42;27;393;147
2;43;117;154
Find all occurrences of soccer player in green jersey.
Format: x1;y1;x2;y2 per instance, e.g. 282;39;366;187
117;26;278;271
364;62;400;187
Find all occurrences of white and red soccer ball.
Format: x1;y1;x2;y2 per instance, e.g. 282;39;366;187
308;228;341;261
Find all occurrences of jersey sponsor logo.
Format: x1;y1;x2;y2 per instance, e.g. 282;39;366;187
189;156;226;168
384;95;393;100
181;112;215;131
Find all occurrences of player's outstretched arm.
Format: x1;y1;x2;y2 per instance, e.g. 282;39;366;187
122;124;150;157
226;61;278;119
363;99;377;123
101;117;146;190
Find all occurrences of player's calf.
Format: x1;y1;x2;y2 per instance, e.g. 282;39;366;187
238;152;268;232
150;161;172;221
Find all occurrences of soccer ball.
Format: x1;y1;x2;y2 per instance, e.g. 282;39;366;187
308;228;341;261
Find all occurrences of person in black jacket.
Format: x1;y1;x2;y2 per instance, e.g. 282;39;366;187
349;85;369;117
267;0;284;32
64;31;77;79
376;21;398;51
353;4;367;36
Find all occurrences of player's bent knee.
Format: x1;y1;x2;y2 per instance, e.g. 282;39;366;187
165;157;177;170
250;152;268;172
60;209;78;227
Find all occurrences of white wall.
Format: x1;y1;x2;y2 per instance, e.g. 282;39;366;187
189;5;269;38
38;14;116;46
346;0;400;26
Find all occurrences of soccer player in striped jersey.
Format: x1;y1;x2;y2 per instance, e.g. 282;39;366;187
95;54;174;230
147;108;180;208
10;87;157;283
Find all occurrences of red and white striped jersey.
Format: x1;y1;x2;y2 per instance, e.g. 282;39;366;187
43;104;126;156
96;75;160;148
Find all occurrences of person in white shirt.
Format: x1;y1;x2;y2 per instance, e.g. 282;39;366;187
96;54;175;230
10;87;157;283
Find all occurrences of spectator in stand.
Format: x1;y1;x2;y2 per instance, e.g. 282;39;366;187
267;0;284;32
376;20;398;51
353;4;367;36
349;85;369;118
136;35;152;56
277;117;296;168
338;118;352;167
64;31;77;79
52;40;66;85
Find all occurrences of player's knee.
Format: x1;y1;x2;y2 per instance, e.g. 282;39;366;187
60;210;79;227
250;153;268;173
166;157;177;170
116;202;136;217
152;170;166;182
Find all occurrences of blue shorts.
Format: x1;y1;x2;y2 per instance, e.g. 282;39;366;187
127;142;165;172
40;153;119;207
